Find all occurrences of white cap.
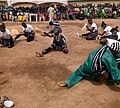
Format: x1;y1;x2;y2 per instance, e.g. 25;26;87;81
4;100;14;107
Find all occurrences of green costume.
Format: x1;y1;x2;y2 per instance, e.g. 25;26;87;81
64;46;120;88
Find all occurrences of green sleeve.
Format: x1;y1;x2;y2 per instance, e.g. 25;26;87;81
116;52;120;58
103;52;120;84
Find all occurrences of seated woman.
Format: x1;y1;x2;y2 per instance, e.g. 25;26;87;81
36;26;68;57
77;17;98;40
0;23;14;48
41;21;62;37
98;21;112;38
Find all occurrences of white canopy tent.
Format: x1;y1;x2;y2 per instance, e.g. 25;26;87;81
7;0;68;6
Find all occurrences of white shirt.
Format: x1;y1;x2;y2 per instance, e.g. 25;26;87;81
117;32;120;40
9;11;12;15
107;38;118;47
47;7;55;15
0;29;11;39
22;24;33;33
87;23;98;32
91;22;98;32
104;26;112;35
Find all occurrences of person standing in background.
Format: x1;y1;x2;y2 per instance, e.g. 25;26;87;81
0;7;2;22
47;5;55;23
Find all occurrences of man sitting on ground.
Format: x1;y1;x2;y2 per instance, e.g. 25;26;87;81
77;17;98;40
0;23;14;48
36;25;68;57
14;22;35;42
41;21;62;37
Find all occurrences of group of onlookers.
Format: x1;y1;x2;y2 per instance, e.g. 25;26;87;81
67;2;120;20
0;2;120;22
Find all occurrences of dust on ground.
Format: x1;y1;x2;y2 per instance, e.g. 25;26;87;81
0;19;120;108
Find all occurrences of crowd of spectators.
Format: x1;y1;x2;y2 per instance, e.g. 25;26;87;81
0;2;120;22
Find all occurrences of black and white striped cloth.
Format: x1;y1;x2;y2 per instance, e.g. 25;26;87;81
92;46;108;76
53;21;60;27
110;41;120;52
92;41;120;76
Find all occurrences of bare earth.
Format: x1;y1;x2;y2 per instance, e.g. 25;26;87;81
0;19;120;108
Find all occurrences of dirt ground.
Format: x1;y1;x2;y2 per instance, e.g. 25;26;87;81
0;19;120;108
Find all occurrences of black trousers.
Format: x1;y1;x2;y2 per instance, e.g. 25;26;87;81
0;36;14;48
41;43;67;55
15;32;35;42
41;44;56;55
82;32;98;40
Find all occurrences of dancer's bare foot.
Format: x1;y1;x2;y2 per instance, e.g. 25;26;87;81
76;32;82;37
35;52;44;57
58;81;68;87
35;52;40;57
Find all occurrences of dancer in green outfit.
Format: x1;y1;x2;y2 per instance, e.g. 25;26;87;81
58;41;120;88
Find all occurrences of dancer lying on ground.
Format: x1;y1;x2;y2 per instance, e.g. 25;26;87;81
58;41;120;88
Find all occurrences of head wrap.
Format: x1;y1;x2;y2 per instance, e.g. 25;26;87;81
110;41;120;52
53;21;60;27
